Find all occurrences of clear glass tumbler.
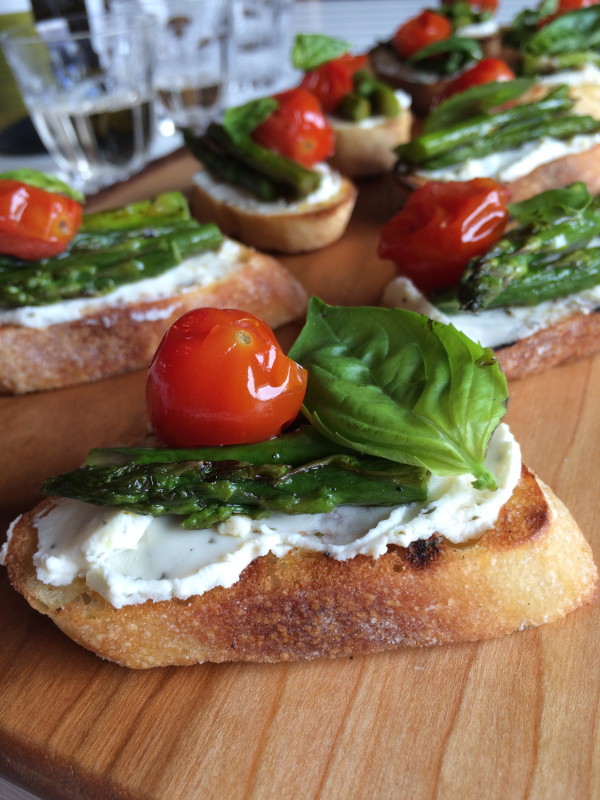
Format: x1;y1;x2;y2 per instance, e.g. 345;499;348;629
1;10;157;194
141;0;228;134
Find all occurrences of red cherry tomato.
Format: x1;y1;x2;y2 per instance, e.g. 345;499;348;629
147;308;308;447
440;58;516;101
538;0;598;26
252;88;335;168
0;180;82;260
392;11;452;60
299;53;369;113
378;179;510;293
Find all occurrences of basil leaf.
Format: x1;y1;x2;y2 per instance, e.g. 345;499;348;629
222;98;279;143
424;77;534;132
0;168;84;203
508;182;593;225
524;6;600;56
407;36;482;76
289;299;508;490
292;33;350;70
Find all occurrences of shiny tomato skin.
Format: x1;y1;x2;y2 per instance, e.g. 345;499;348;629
0;180;82;260
538;0;598;26
299;53;369;113
392;11;452;60
440;58;516;101
146;308;308;447
378;179;510;293
252;88;335;167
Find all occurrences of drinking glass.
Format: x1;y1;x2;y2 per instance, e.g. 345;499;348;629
141;0;228;134
1;10;157;194
228;0;293;96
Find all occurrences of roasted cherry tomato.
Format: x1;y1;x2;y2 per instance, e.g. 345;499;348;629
538;0;598;26
440;58;516;101
378;179;510;293
299;53;369;113
147;308;308;447
0;180;82;260
252;88;335;167
392;11;452;60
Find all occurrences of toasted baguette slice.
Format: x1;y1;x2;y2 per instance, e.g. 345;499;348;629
0;241;307;395
327;108;413;178
3;466;597;668
494;310;600;379
190;168;357;254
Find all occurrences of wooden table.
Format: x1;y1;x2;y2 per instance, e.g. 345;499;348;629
0;150;598;800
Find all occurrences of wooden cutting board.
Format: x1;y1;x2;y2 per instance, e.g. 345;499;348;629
0;150;598;800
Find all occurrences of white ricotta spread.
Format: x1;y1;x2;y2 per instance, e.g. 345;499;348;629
193;162;342;214
30;424;521;608
383;275;600;349
456;19;499;38
0;239;245;329
330;90;411;129
538;64;600;87
421;132;600;183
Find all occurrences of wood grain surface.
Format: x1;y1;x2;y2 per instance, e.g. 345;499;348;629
0;150;598;800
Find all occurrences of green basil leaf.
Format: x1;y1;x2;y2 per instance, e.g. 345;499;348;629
524;5;600;56
222;97;279;143
292;33;351;70
407;36;482;75
508;182;593;224
0;168;84;202
424;77;534;132
289;299;508;490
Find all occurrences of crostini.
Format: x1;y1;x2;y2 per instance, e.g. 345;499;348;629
0;172;307;394
292;33;412;177
369;8;486;115
186;90;357;253
2;300;597;667
381;179;600;379
394;77;600;201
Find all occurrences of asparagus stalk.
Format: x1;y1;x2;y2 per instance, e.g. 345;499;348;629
395;86;574;166
204;123;321;198
86;426;353;467
0;223;223;307
183;131;281;202
481;247;600;308
423;112;600;170
43;454;429;528
81;192;191;232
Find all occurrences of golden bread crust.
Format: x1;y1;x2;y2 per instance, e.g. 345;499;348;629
0;246;307;395
495;311;600;380
3;465;597;668
190;174;357;254
328;111;413;178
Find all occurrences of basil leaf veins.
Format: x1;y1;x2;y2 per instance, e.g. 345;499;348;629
508;181;593;225
289;299;508;490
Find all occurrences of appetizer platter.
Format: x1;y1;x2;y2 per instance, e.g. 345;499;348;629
1;2;600;795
